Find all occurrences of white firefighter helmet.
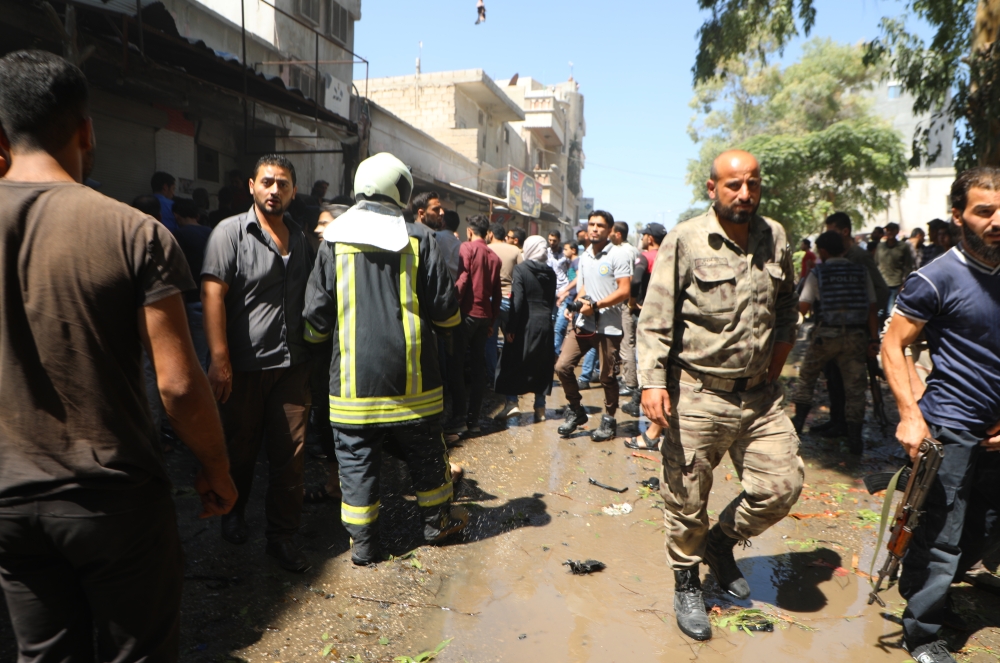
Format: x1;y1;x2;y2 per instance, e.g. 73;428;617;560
353;152;413;209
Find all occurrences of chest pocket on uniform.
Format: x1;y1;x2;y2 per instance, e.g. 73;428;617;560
692;263;737;314
764;262;784;307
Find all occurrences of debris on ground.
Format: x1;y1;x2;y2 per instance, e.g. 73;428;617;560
640;477;660;491
563;559;606;574
601;502;633;516
588;478;627;493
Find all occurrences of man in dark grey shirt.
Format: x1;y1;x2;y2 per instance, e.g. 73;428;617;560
202;155;315;572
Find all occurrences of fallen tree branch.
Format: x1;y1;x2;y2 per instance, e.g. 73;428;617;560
350;594;480;616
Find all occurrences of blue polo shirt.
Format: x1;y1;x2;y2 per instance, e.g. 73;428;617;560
895;246;1000;435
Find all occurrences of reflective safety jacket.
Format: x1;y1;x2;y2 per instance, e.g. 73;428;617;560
302;221;461;428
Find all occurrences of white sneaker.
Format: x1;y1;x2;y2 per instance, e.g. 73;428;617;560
497;402;522;419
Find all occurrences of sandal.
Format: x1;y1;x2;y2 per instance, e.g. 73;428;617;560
624;430;661;451
304;486;340;504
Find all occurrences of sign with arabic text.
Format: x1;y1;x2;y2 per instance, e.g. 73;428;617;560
506;166;542;218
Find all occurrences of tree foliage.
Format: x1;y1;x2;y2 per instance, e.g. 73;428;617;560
693;0;1000;170
687;40;910;239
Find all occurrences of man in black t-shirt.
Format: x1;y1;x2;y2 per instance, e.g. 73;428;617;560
0;50;236;662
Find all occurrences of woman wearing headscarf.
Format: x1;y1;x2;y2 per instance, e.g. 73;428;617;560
496;235;557;422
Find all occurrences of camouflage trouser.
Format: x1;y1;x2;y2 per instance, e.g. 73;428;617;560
660;376;804;569
791;328;868;424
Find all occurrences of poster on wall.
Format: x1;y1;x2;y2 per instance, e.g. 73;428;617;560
506;166;542;218
580;198;594;219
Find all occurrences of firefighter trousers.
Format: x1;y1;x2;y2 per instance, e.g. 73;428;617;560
332;420;454;559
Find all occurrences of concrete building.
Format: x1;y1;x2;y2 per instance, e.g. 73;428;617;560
0;0;362;211
359;68;586;236
866;81;955;236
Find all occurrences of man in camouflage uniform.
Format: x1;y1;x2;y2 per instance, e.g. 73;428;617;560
791;230;879;454
637;150;802;642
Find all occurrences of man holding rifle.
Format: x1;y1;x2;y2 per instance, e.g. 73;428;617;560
882;167;1000;663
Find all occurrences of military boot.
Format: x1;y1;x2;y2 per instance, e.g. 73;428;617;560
621;390;642;418
558;404;588;437
846;422;865;456
591;415;617;442
673;566;712;641
817;419;849;438
704;524;751;599
790;403;811;435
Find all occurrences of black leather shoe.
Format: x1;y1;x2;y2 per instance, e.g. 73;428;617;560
674;566;712;641
621;391;642;418
558;405;588;437
577;379;591;391
266;540;309;573
704;524;751;599
220;512;248;545
905;640;957;663
591;415;617;442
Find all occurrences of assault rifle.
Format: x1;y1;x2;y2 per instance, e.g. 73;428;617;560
868;357;890;435
865;438;944;607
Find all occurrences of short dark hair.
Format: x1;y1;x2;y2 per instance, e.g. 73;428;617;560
815;230;845;257
824;211;852;232
490;222;506;240
576;228;587;237
443;209;460;232
131;194;161;221
172;197;200;220
410;191;441;213
468;215;490;238
927;218;948;233
884;222;900;234
330;194;354;206
252;154;297;185
310;180;328;195
402;209;414;223
800;238;811;249
950;166;1000;214
589;210;614;228
0;50;89;153
910;227;925;239
509;227;526;244
548;230;562;242
612;221;629;240
217;185;234;206
192;187;210;209
150;171;175;193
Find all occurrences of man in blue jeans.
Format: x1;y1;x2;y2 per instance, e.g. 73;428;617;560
882;167;1000;663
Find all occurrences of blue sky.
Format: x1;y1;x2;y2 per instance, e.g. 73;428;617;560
354;1;930;231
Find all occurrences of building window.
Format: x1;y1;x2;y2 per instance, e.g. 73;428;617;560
503;127;509;143
478;110;484;125
297;0;321;25
482;132;486;149
327;1;350;44
289;64;319;101
196;144;219;182
888;84;902;100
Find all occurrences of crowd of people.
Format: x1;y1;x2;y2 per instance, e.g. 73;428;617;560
1;50;1000;663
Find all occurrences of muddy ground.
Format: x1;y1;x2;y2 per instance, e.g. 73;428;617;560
3;336;1000;661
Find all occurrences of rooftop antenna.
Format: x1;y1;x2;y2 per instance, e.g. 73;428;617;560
416;41;422;74
568;60;574;80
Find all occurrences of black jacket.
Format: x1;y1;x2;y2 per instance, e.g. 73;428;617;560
495;260;556;396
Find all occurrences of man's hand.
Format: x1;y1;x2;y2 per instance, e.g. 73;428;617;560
194;467;238;518
564;307;575;322
896;412;932;459
641;388;672;428
982;420;1000;452
208;356;233;403
867;339;881;359
579;301;596;317
505;332;514;343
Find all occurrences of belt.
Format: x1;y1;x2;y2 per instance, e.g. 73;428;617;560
672;366;767;393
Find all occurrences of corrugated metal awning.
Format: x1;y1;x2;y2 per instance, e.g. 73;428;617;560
70;0;157;14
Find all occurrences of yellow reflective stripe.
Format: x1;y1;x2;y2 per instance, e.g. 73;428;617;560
335;242;416;255
329;387;443;411
434;309;462;329
341;501;379;525
336;254;357;398
304;320;331;343
329;401;443;425
416;482;453;508
399;238;422;396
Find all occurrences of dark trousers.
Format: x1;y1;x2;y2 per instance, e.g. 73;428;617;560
555;328;622;414
822;360;846;421
333;421;454;549
0;485;182;662
221;363;310;542
456;316;492;426
438;329;465;427
307;342;337;459
900;425;1000;646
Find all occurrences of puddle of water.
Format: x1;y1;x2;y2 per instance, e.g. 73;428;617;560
439;390;909;662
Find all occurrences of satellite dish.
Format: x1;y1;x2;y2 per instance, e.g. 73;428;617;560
508;73;519;86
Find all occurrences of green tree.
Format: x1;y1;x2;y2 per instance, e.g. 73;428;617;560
693;0;1000;170
677;206;709;224
687;39;909;239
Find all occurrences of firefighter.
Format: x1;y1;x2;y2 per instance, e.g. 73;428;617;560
302;153;468;565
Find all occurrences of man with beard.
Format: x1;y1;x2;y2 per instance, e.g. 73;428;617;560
882;167;1000;663
0;50;235;660
202;155;315;572
636;150;802;641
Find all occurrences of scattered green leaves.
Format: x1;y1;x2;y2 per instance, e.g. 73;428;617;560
393;638;453;663
379;636;391;646
410;558;423;570
321;643;336;657
785;538;821;550
711;608;778;636
857;509;882;525
321;632;329;641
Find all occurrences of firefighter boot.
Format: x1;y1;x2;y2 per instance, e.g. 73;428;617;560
847;422;865;456
673;566;712;641
425;504;470;544
704;524;751;599
791;402;811;435
348;524;381;566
